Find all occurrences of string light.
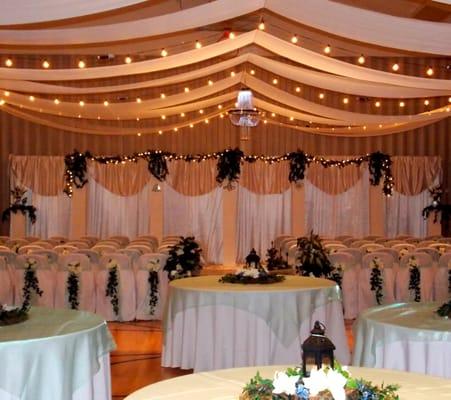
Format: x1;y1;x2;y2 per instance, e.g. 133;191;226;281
103;100;109;106
204;118;209;124
208;80;213;85
189;124;194;128
199;109;204;114
295;87;301;93
195;40;202;49
29;95;35;102
3;91;10;97
319;93;325;99
228;32;236;39
230;71;236;77
54;98;60;105
124;56;132;64
399;101;405;107
291;34;298;44
137;132;142;136
258;19;265;31
173;127;178;132
424;99;430;106
358;55;365;64
184;87;190;93
5;58;13;67
158;130;163;135
392;63;399;72
180;112;185;117
289;116;294;121
272;78;278;84
78;60;86;69
449;97;451;103
79;100;85;107
343;97;349;104
250;69;256;75
375;101;381;108
426;66;434;76
161;115;166;120
0;99;5;106
323;45;331;54
160;93;166;99
136;98;142;103
271;112;276;117
42;60;50;69
160;48;168;57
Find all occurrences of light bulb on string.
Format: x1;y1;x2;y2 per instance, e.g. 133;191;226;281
375;101;381;108
79;100;85;107
230;71;236;77
228;31;235;39
42;59;50;69
319;93;325;99
160;93;166;99
54;98;60;105
208;80;213;85
295;87;301;93
189;124;194;128
158;130;163;135
343;97;349;104
426;66;434;76
250;69;255;75
29;95;35;102
3;91;10;97
358;55;365;64
124;56;132;64
160;48;168;57
324;45;331;54
392;63;399;71
291;34;298;44
180;112;185;117
5;58;13;67
195;40;202;49
272;78;278;85
424;99;430;106
399;101;405;107
136;97;142;103
184;87;189;93
103;100;109;106
258;19;265;31
78;60;86;68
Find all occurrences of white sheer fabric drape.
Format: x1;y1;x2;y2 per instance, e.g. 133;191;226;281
87;179;150;239
305;170;370;237
384;189;430;238
163;184;223;264
25;190;71;239
236;186;291;263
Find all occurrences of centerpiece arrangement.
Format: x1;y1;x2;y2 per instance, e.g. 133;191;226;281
436;299;451;319
0;304;28;326
266;242;289;271
295;232;333;278
219;248;285;284
164;236;203;280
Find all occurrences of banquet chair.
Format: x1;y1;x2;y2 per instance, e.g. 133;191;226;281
162;235;182;241
128;241;156;251
418;240;436;247
376;248;401;262
96;254;136;321
49;236;68;244
55;253;96;312
337;248;363;267
78;236;99;246
359;243;385;253
434;253;451;301
135;253;169;320
334;235;353;241
324;243;347;253
127;244;153;254
0;245;11;251
6;238;29;250
392;243;416;257
287;244;299;267
414;247;441;263
117;248;142;271
280;239;298;260
350;240;372;248
157;245;174;254
0;235;10;243
108;236;130;246
0;257;14;305
273;235;295;250
97;240;121;249
24;236;40;243
438;238;451;244
428;243;451;255
425;235;442;240
18;244;45;254
405;238;421;244
32;250;59;270
384;240;406;248
374;238;389;244
53;244;79;255
66;240;90;249
395;235;413;240
14;254;55;308
75;249;101;272
328;252;358;319
358;252;395;313
135;235;159;245
342;237;358;246
363;235;383;241
396;253;434;302
322;240;343;246
33;241;54;249
91;244;117;256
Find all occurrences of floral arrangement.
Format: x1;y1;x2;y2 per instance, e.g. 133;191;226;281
216;148;244;189
22;258;43;310
295;232;333;278
422;185;451;223
265;243;289;271
67;261;82;310
436;299;451;319
369;257;384;305
0;304;28;326
220;249;285;284
240;364;400;400
164;236;202;280
1;186;37;225
105;259;120;316
146;259;161;315
288;150;310;184
330;263;344;290
407;256;421;302
398;247;410;258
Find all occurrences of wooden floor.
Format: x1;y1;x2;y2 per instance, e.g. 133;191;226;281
109;319;355;399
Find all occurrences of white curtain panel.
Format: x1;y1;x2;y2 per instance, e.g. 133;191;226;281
236;186;291;263
163;184;223;264
87;179;150;239
384;189;430;238
305;171;370;238
26;190;71;239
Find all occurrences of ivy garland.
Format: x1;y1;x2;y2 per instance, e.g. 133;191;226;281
265;243;288;271
370;259;383;305
22;259;43;311
408;258;421;302
1;203;37;225
330;264;344;290
67;262;81;310
105;260;120;316
148;270;159;315
63;149;394;197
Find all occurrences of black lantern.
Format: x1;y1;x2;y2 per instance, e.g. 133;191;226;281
245;248;261;269
301;321;335;377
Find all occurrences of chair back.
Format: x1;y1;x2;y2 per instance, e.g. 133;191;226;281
384;240;406;248
53;245;78;255
24;236;40;243
92;244;117;255
374;238;388;244
342;237;357;246
6;238;29;249
438;253;451;269
337;248;363;264
375;248;400;261
33;250;59;265
117;248;142;263
414;247;440;262
392;243;416;256
18;245;45;255
428;243;451;255
59;253;91;271
287;244;299;266
49;236;68;244
78;236;99;246
438;238;451;244
32;241;54;249
405;238;420;244
108;236;130;246
99;253;131;270
350;240;372;248
0;250;17;264
418;240;436;247
97;240;121;249
66;241;90;249
322;240;343;245
334;235;353;241
324;243;347;253
129;240;156;250
16;254;49;270
400;252;433;269
75;249;101;264
395;235;413;240
359;243;385;253
0;236;10;243
328;252;355;270
273;235;295;250
362;252;394;269
0;245;10;251
138;253;169;271
127;244;154;253
363;235;383;241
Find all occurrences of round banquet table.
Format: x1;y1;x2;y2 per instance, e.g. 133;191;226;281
352;302;451;379
0;307;116;400
124;365;451;400
162;275;350;372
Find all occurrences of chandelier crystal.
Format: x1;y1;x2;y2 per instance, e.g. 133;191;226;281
228;88;260;127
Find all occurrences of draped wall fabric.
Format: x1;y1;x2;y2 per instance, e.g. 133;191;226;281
87;178;150;239
305;169;370;237
163;184;223;264
236;186;291;263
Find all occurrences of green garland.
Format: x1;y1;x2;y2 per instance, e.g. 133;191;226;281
148;270;159;315
22;260;43;310
370;260;383;305
436;300;451;318
105;261;120;316
288;150;310;184
0;306;28;326
67;263;81;310
216;148;244;186
219;273;285;285
1;203;37;225
408;260;421;302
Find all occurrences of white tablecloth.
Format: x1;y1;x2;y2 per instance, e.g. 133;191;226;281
0;307;116;400
125;365;451;400
162;276;350;372
353;302;451;379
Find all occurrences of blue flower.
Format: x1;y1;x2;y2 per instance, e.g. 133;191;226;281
295;384;310;400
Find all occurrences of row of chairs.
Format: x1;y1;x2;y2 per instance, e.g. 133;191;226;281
0;252;171;321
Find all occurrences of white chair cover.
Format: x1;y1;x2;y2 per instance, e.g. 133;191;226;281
396;253;434;302
33;241;54;249
322;240;343;245
75;249;101;266
6;239;28;249
434;253;451;302
0;245;11;252
350;240;372;248
66;241;90;249
53;244;79;255
117;248;142;271
14;254;54;308
375;248;400;262
126;244;153;254
92;245;117;256
131;238;158;249
359;243;385;253
428;243;451;255
32;250;59;269
0;257;14;305
384;240;406;247
342;237;357;246
79;235;99;246
405;238;421;244
328;252;358;319
363;235;383;241
358;252;395;313
324;243;348;253
135;253;169;320
414;247;441;263
374;238;388;244
438;238;451;244
418;240;436;247
55;254;96;312
18;245;45;255
273;235;295;250
98;240;121;249
337;248;363;268
392;243;416;255
49;236;68;244
335;235;353;241
24;236;39;243
108;236;130;246
96;254;136;321
287;244;299;267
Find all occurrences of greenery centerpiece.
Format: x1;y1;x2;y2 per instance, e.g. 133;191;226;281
0;304;28;326
266;242;289;271
370;257;384;305
164;236;202;280
1;186;37;225
220;248;285;284
295;232;333;278
146;258;161;315
436;300;451;319
105;258;120;316
240;363;400;400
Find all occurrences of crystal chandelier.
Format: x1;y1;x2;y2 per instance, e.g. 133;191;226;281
228;88;260;127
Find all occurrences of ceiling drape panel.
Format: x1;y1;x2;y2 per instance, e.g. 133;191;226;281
240;161;290;194
0;0;449;54
88;160;150;196
9;155;65;196
391;156;442;196
306;160;365;195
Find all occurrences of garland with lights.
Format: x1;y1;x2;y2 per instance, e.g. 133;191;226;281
1;187;37;224
63;149;394;197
